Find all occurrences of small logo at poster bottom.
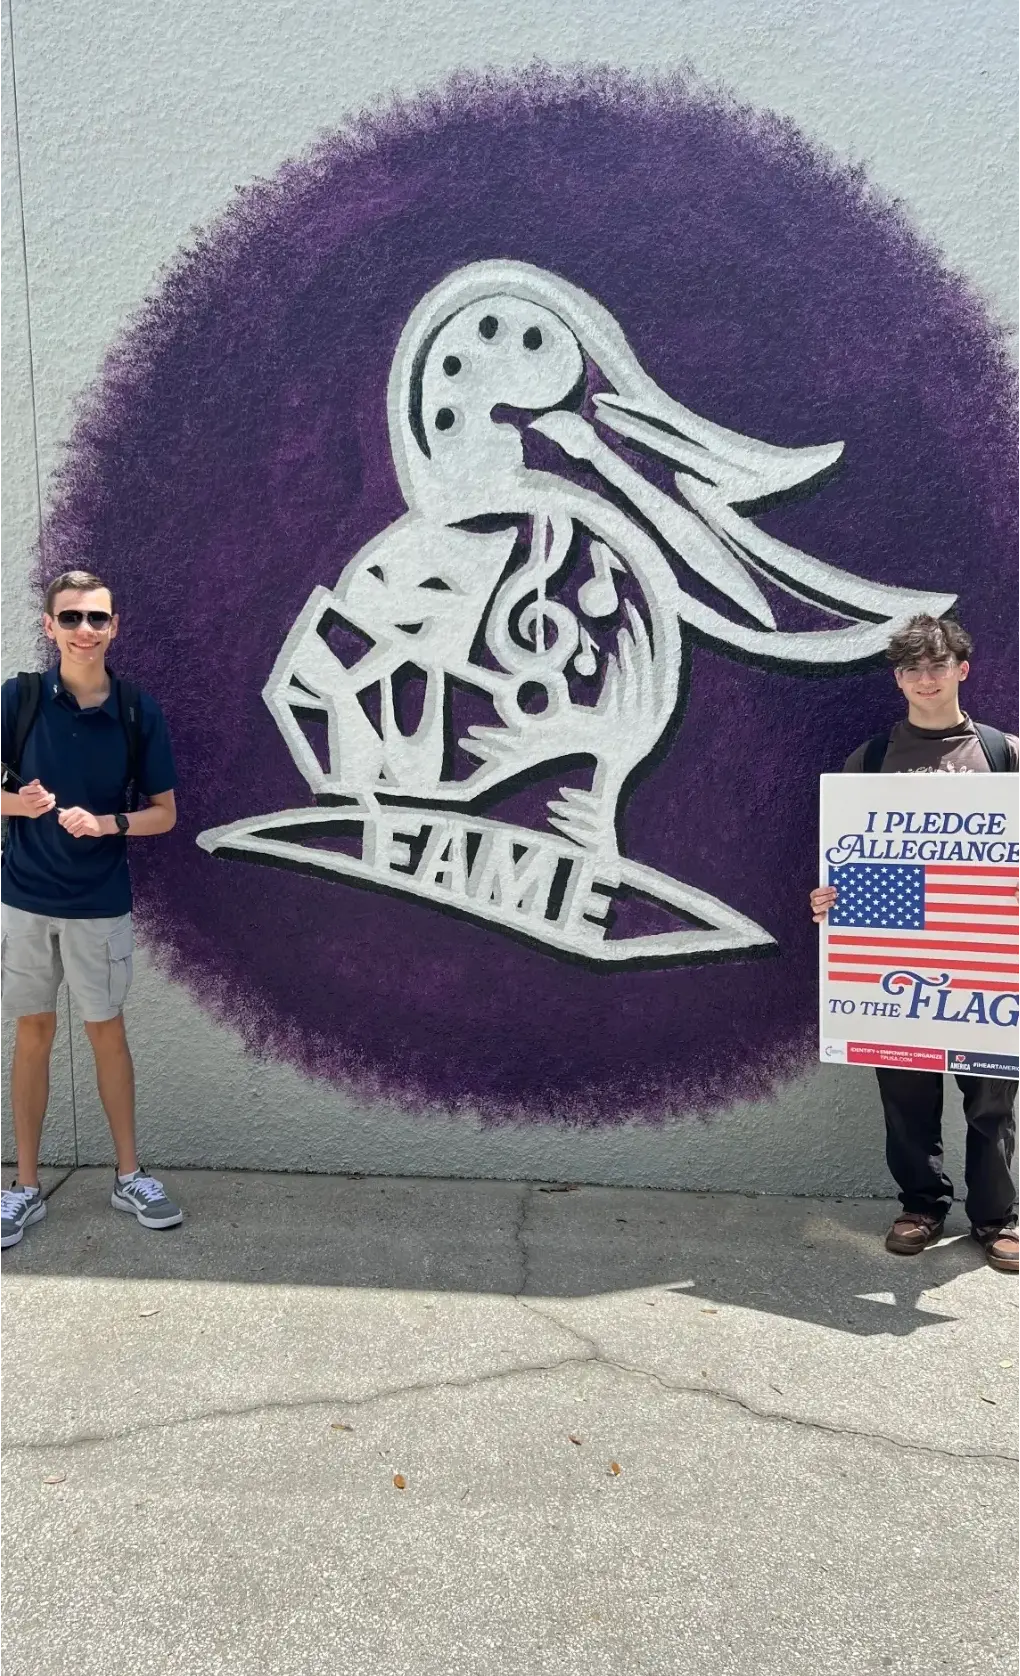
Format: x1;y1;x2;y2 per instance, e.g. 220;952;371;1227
846;1042;947;1071
947;1050;1020;1077
820;1040;847;1063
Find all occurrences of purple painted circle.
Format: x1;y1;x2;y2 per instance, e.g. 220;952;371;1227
46;70;1017;1123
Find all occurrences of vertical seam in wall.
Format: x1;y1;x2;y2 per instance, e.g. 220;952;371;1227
5;0;46;566
8;0;72;1166
65;988;79;1167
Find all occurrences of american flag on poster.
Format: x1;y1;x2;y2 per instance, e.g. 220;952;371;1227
827;862;1019;991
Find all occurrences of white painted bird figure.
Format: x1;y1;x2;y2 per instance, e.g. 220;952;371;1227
265;261;955;852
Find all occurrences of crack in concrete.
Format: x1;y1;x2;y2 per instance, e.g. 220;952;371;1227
515;1292;601;1361
39;1169;76;1203
2;1353;598;1455
510;1182;531;1299
6;1174;1016;1470
510;1296;1020;1466
593;1355;1019;1467
5;1344;1016;1467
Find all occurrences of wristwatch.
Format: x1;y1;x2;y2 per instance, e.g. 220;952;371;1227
114;813;130;835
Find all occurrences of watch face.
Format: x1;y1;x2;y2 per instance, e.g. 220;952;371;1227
116;814;130;834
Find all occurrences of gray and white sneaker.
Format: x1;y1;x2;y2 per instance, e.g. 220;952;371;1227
111;1170;183;1230
2;1184;47;1249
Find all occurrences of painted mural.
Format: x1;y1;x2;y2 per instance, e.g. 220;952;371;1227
197;260;952;963
43;70;1017;1122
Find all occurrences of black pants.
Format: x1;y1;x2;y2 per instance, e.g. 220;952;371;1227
876;1070;1017;1230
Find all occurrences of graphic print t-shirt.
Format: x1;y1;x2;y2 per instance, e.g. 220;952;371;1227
843;715;1020;775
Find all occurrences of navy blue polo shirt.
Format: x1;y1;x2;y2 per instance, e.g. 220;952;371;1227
1;670;176;918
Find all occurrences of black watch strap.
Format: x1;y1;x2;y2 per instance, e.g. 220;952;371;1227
115;813;130;835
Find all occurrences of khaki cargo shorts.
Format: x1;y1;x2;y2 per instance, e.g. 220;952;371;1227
1;903;134;1023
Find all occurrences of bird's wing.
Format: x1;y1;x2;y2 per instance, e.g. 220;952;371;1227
594;390;843;503
531;406;956;656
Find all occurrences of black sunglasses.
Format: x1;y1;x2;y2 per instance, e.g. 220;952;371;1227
54;610;113;630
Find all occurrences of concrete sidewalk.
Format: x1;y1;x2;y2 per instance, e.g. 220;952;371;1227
1;1170;1016;1676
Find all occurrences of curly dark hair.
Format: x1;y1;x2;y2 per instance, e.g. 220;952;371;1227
885;615;972;668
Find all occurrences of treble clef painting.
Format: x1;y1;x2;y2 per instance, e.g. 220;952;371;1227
197;261;954;964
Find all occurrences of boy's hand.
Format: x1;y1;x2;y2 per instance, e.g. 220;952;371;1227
58;806;104;839
810;885;837;923
17;779;56;818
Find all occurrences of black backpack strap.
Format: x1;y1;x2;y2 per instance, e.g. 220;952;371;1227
861;732;889;773
5;672;43;783
115;678;144;811
973;723;1015;774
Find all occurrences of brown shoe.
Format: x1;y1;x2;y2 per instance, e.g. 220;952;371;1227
972;1226;1019;1275
885;1212;945;1255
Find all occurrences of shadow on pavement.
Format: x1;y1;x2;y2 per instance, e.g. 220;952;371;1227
2;1166;992;1339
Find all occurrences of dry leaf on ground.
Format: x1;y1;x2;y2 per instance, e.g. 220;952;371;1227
42;1474;66;1485
393;1473;407;1489
609;1461;621;1476
567;1434;583;1446
331;1422;355;1432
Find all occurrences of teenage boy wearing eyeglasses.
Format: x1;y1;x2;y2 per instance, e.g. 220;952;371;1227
810;614;1018;1275
1;570;184;1248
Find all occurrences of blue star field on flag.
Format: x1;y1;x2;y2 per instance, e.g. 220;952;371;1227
828;863;925;930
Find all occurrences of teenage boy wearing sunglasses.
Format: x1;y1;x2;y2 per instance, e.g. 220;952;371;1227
809;614;1018;1274
1;571;183;1248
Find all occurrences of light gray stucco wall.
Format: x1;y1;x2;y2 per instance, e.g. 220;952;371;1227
1;0;76;1163
2;0;1017;1190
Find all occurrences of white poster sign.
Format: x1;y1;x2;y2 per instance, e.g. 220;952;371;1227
819;773;1019;1079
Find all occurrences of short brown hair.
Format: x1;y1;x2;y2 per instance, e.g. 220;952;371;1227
885;614;972;668
44;571;115;616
